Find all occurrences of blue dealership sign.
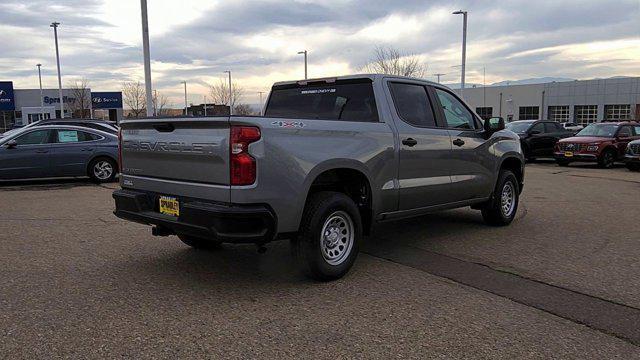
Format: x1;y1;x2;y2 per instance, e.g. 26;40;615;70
0;81;15;111
91;92;123;109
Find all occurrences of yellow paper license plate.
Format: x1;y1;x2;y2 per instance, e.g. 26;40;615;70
159;196;179;216
564;151;574;157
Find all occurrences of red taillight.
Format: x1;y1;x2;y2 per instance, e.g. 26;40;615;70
230;126;261;185
117;129;122;173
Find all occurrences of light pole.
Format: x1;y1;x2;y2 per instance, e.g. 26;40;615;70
36;64;44;120
203;95;207;116
297;50;308;79
258;91;265;116
153;89;157;116
432;73;445;83
50;22;65;118
452;10;467;99
224;71;232;115
181;81;188;115
140;0;154;117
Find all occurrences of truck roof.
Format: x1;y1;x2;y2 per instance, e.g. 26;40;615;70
272;73;441;88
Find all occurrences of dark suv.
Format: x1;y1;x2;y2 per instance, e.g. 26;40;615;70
505;120;573;161
555;122;640;168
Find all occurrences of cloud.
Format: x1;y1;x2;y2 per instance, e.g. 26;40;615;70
0;0;638;106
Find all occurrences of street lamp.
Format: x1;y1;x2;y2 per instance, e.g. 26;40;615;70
50;22;65;118
224;71;232;115
452;10;467;99
258;91;265;116
36;64;44;120
181;81;188;116
203;95;207;116
297;50;308;79
140;0;154;117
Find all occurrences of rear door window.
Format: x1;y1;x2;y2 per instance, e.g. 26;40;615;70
388;82;437;127
265;79;378;122
54;130;100;143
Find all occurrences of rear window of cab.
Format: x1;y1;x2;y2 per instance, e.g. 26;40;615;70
265;79;379;122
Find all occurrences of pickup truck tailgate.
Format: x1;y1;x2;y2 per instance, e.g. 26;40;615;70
120;118;229;185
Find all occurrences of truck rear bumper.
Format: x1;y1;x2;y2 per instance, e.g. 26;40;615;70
113;189;277;244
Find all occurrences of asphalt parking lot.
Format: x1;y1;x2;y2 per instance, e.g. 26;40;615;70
1;162;639;358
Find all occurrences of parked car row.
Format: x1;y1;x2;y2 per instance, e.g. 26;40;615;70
506;120;640;171
1;119;118;138
0;122;119;182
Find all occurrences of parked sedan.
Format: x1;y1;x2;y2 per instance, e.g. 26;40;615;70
0;125;119;182
626;139;640;171
1;119;118;138
505;120;573;161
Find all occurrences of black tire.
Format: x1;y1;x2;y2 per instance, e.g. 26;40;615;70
177;234;222;250
556;159;570;167
481;170;520;226
88;157;117;183
627;163;640;172
292;191;362;281
598;149;617;168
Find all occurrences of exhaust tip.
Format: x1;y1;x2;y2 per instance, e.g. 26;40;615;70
151;226;173;237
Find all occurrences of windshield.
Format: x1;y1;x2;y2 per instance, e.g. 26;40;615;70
505;122;533;133
576;124;618;137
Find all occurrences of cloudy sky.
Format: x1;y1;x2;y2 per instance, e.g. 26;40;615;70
1;0;639;107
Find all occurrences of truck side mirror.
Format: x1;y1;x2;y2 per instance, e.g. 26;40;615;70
484;117;505;133
4;140;17;149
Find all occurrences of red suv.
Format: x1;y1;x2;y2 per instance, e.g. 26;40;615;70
555;121;640;168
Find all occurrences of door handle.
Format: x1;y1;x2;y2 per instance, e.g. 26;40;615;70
81;148;94;152
35;149;49;154
453;138;465;147
402;138;418;147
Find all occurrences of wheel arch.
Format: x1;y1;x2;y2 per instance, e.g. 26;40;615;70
498;156;524;193
296;160;375;235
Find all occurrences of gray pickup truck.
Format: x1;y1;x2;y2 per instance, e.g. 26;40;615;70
113;74;524;280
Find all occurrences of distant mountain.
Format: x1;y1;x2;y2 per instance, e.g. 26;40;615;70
490;77;575;86
440;82;483;89
442;77;575;89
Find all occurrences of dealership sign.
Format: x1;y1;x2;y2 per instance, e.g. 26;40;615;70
91;92;123;109
0;81;15;111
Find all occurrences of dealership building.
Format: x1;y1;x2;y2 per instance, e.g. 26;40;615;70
0;81;123;131
454;77;640;124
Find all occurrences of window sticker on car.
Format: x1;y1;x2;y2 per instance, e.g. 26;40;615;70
58;130;78;143
300;89;336;95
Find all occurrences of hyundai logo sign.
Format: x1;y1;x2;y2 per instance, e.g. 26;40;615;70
91;92;123;109
0;81;15;111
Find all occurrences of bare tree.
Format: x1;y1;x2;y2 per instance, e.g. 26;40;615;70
208;79;244;110
233;103;254;116
152;91;171;116
363;46;427;78
122;81;146;118
67;78;91;118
